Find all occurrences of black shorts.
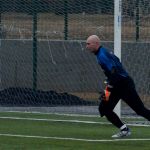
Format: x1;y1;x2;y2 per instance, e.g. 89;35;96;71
99;76;145;116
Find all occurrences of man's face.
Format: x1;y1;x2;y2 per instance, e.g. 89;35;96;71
86;39;98;53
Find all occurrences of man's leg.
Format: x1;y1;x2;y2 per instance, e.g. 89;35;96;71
121;76;150;120
98;91;131;138
123;87;150;121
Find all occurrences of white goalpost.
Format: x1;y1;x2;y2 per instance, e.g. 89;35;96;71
114;0;122;117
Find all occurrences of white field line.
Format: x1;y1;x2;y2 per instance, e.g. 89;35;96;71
0;110;144;118
1;110;100;117
0;133;150;142
0;116;150;127
0;116;109;124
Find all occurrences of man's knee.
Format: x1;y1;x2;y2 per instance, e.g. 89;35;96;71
98;103;109;117
98;104;105;117
99;101;114;117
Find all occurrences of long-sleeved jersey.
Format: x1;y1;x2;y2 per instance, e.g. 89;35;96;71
95;46;129;86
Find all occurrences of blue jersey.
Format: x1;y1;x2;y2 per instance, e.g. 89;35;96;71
96;46;129;86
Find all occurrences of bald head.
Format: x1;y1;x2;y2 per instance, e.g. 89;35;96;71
86;35;101;53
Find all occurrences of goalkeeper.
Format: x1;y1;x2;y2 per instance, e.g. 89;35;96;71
86;35;150;138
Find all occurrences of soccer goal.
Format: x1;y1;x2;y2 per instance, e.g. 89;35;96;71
0;0;149;117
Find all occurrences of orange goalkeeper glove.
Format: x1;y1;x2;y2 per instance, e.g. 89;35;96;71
104;86;111;101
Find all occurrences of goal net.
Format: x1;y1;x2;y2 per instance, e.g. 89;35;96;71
0;0;149;117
